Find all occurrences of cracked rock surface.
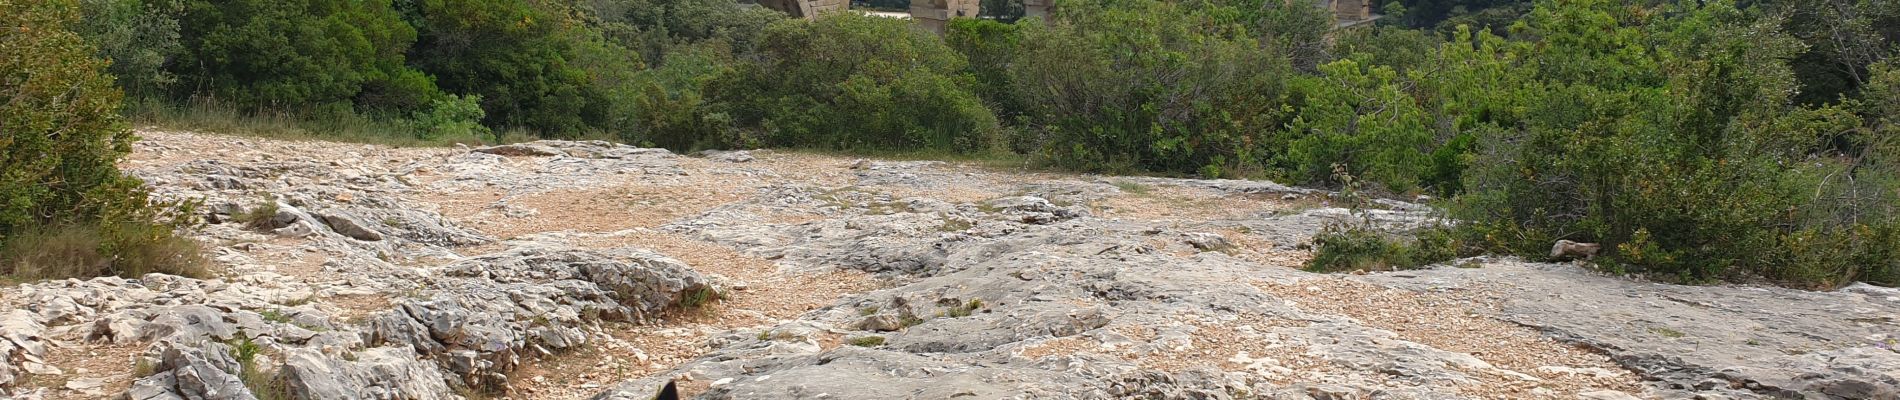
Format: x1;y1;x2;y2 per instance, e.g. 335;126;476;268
0;130;1894;400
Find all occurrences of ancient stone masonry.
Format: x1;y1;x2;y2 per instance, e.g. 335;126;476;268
1299;0;1378;28
758;0;849;19
909;0;980;34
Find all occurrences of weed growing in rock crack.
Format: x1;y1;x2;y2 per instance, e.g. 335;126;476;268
1111;180;1151;195
944;298;985;318
859;306;880;316
258;309;291;324
132;359;155;377
848;336;887;347
229;337;290;400
237;199;281;231
678;287;722;308
936;218;974;232
757;330;773;341
899;315;925;328
1651;327;1686;338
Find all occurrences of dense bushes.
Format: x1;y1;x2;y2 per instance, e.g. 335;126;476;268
1438;0;1900;287
1004;0;1310;176
2;0;206;280
715;13;998;151
176;0;440;114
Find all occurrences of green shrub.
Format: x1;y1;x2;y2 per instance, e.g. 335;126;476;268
1284;59;1433;193
677;287;722;308
848;336;886;347
412;94;490;141
236;199;280;231
1440;0;1900;288
1305;223;1460;273
1009;0;1303;176
714;13;1000;153
2;0;206;281
229;337;289;400
174;0;441;114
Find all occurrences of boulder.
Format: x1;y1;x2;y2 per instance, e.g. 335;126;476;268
127;340;256;400
278;347;454;400
314;210;384;241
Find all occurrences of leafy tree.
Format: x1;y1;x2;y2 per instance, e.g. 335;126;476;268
74;0;184;98
175;0;440;114
623;42;742;151
1285;59;1434;193
944;18;1026;122
1764;0;1899;105
403;0;640;137
574;0;782;64
2;0;203;279
714;13;999;152
1010;0;1294;176
1444;0;1900;287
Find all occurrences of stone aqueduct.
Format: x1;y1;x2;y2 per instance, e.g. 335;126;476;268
755;0;1374;33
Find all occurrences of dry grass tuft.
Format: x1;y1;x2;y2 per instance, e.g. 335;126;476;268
1;222;211;281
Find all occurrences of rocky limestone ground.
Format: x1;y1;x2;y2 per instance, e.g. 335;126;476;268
0;130;1895;400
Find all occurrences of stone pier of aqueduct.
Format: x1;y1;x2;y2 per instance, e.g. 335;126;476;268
755;0;1370;34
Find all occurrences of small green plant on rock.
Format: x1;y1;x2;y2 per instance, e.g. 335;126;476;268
678;287;722;308
229;337;289;400
848;336;886;347
1305;222;1460;273
1111;180;1151;195
945;298;984;318
899;314;925;328
236;199;281;231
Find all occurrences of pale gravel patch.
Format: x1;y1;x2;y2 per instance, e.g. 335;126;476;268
1256;278;1645;399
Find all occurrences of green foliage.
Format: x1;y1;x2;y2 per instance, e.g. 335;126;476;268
175;0;440;114
1442;0;1900;287
412;94;489;141
2;0;205;282
74;0;184;98
1009;0;1307;176
230;336;290;400
620;42;741;151
237;199;280;231
1285;59;1434;193
404;0;622;136
1305;223;1461;273
678;286;721;308
577;0;782;62
944;19;1026;120
716;13;999;152
847;335;887;347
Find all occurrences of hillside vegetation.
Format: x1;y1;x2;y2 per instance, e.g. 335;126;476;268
3;0;1896;287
